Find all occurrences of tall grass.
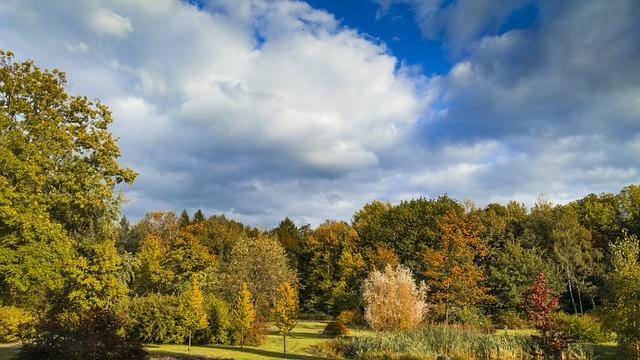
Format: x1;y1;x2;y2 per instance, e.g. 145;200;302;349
317;325;594;359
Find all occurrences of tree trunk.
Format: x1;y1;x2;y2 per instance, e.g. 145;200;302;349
188;331;192;351
568;280;577;314
577;285;583;314
283;335;286;359
445;302;449;326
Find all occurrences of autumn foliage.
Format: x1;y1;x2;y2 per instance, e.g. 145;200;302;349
362;264;428;331
421;211;492;324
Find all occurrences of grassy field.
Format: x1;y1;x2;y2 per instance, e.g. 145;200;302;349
0;323;620;360
147;321;332;359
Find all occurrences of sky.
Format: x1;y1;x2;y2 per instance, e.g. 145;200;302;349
1;0;639;228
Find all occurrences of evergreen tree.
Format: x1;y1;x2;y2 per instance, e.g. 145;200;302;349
193;209;206;223
179;210;191;228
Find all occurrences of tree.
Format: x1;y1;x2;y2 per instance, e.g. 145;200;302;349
271;217;303;267
602;231;640;359
222;234;294;315
488;240;560;312
550;207;601;313
420;212;491;324
273;282;298;358
520;272;565;358
353;197;464;276
193;209;206;224
302;221;366;315
183;273;208;351
179;210;191;228
0;50;135;310
232;282;256;349
362;264;428;331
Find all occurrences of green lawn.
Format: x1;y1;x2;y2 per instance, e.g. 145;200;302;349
0;323;621;360
147;321;332;360
0;344;18;360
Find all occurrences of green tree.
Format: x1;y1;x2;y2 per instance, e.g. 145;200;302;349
179;210;191;228
0;50;135;309
271;217;303;268
273;282;298;358
222;234;294;315
183;273;208;351
488;240;559;312
550;207;601;313
193;209;206;224
302;221;366;315
602;231;640;359
232;282;256;349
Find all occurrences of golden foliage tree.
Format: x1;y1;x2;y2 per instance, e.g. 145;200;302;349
421;212;492;324
183;273;208;351
362;264;428;331
232;282;256;349
273;282;299;358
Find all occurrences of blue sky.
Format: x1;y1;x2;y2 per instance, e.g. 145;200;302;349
1;0;639;227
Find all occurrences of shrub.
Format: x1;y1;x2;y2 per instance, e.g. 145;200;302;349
194;296;232;345
235;316;268;346
338;309;365;326
555;312;610;343
453;307;494;332
362;265;428;331
323;320;350;337
18;307;146;360
124;294;188;344
496;310;529;330
0;306;33;342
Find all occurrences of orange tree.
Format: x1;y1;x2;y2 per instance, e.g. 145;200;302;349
420;211;492;324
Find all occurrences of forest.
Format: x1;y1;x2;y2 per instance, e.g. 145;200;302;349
2;50;640;360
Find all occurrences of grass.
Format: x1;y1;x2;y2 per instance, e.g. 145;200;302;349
0;322;621;360
0;344;19;360
147;321;332;359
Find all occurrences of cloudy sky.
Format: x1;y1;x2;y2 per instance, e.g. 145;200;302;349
1;0;639;227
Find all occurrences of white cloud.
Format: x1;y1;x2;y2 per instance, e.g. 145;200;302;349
1;0;638;227
89;8;133;37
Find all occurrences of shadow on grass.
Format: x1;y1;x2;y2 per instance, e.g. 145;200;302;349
149;350;232;360
205;344;327;360
591;343;618;360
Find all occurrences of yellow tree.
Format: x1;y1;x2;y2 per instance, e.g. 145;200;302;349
232;282;256;349
273;282;299;358
421;211;492;324
183;273;208;351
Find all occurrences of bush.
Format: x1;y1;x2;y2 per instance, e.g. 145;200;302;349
496;310;529;330
453;307;494;332
362;265;428;331
338;309;365;326
18;307;146;360
555;312;610;343
323;320;350;338
245;316;269;346
194;296;232;345
0;306;33;342
124;294;188;344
